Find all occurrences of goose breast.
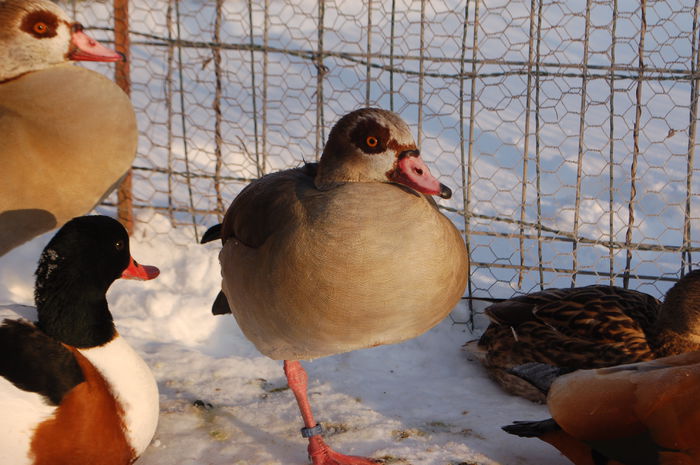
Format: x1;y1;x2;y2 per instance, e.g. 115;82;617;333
220;169;467;360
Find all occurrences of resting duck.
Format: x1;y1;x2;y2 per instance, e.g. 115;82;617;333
503;354;700;465
465;272;700;402
202;108;468;464
0;0;136;256
0;215;160;465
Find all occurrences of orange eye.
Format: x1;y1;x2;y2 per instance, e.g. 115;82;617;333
33;22;48;34
366;136;378;148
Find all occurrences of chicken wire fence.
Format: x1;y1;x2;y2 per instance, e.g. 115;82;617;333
59;0;700;304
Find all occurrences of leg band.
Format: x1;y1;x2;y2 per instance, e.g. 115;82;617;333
301;423;324;438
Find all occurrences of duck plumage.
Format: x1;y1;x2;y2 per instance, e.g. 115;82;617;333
0;215;160;465
467;272;700;402
503;351;700;465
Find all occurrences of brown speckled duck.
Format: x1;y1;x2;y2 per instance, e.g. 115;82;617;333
503;352;700;465
202;108;468;465
0;0;136;256
466;271;700;402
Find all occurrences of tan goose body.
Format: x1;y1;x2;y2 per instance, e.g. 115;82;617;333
220;165;467;360
0;0;134;256
1;65;136;254
208;108;467;464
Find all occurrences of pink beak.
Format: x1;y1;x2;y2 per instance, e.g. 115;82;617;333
69;29;122;62
121;257;160;281
389;151;452;199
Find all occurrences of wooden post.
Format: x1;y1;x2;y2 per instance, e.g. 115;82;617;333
114;0;133;235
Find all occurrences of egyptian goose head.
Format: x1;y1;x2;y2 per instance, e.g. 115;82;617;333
0;0;121;82
315;107;452;199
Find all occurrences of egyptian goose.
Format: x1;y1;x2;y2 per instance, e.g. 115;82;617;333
0;0;136;256
503;353;700;465
202;108;468;464
0;215;160;465
465;272;700;402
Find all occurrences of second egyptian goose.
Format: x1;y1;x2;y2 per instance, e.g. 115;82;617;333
0;0;136;256
202;108;468;464
465;272;700;402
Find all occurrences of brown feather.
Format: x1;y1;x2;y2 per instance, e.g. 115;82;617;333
504;351;700;464
467;272;700;402
550;352;700;463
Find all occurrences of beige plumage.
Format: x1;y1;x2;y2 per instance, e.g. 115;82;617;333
220;169;466;360
205;108;467;464
0;0;135;256
216;109;466;361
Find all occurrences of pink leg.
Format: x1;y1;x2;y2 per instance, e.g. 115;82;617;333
283;360;378;465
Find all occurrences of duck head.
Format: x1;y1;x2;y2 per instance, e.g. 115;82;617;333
0;0;122;82
656;269;700;344
34;215;159;347
315;108;452;199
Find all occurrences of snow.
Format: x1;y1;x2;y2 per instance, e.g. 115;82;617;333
0;212;569;465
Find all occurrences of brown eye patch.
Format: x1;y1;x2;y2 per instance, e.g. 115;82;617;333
20;10;59;39
349;118;389;154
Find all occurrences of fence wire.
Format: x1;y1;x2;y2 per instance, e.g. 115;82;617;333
62;0;700;303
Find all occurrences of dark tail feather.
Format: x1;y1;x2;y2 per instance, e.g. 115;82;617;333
508;362;574;394
212;291;232;315
201;224;223;244
502;418;561;438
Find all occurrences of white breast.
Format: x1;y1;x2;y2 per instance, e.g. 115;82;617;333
78;334;159;455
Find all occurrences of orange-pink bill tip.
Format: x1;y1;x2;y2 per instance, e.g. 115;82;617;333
69;30;122;62
121;257;160;280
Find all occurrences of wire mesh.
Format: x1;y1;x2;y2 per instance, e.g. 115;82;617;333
61;0;700;303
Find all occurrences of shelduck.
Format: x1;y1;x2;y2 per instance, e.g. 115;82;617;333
202;108;468;464
0;0;137;256
0;215;160;465
465;272;700;402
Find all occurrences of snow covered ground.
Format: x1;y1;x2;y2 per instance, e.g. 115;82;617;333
0;211;569;465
